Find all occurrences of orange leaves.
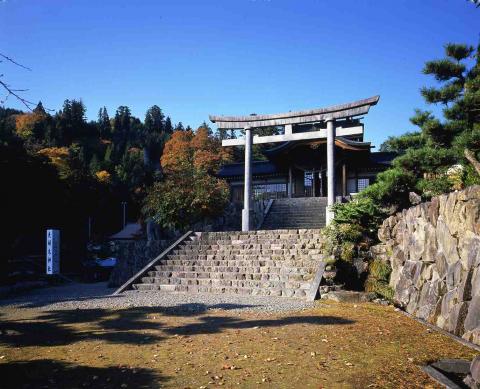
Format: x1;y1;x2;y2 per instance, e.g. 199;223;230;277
37;147;70;178
14;112;45;139
161;127;232;175
144;126;232;229
37;147;69;165
161;130;194;174
95;170;111;183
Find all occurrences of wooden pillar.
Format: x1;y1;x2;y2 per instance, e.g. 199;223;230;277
312;170;316;197
288;166;293;198
342;162;347;197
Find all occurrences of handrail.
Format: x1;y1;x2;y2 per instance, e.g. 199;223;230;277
112;231;193;295
306;262;326;301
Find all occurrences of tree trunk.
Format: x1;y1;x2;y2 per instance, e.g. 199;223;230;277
464;148;480;176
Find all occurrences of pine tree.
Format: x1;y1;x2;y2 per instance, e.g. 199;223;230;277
112;106;132;163
165;116;173;134
174;122;185;132
33;101;46;115
97;107;111;139
142;105;169;170
144;105;165;134
89;154;100;174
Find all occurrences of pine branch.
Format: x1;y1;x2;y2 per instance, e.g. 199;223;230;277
444;43;474;62
465;149;480;176
423;59;465;81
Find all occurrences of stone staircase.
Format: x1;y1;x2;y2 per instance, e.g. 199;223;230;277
261;197;327;230
131;230;327;298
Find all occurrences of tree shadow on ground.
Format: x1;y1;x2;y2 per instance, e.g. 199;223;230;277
0;307;166;347
0;303;354;348
163;315;355;336
0;291;122;309
0;359;165;389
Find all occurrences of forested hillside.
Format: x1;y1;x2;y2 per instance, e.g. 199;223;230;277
0;100;198;276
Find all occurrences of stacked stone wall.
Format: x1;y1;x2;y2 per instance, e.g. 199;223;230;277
372;186;480;346
108;239;174;287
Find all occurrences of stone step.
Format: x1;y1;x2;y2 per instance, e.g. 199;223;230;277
262;217;325;220
155;259;321;268
196;229;324;237
195;234;325;239
129;229;326;300
171;249;325;256
150;265;316;274
163;254;326;261
147;269;315;279
178;241;324;249
138;277;312;289
132;284;176;292
132;283;308;298
262;224;326;229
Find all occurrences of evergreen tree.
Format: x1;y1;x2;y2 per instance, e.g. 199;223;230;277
165;116;173;134
144;105;165;134
33;101;47;115
56;99;87;145
97;107;111;139
112;106;132;163
142;105;169;170
89;154;100;174
174;122;185;132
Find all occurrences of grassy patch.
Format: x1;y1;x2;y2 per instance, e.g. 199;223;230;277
0;301;477;388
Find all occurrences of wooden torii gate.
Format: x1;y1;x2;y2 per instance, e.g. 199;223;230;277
209;95;380;231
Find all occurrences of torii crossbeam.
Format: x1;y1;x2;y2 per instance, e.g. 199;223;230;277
209;95;380;231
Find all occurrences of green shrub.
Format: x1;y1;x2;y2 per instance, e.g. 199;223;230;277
340;242;356;263
331;197;385;236
365;278;394;301
365;259;394;301
369;259;392;281
360;168;417;210
416;174;453;197
464;164;480;187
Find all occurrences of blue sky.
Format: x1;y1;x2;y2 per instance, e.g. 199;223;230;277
1;0;478;147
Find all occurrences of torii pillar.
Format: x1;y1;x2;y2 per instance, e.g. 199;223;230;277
242;127;253;231
326;119;335;225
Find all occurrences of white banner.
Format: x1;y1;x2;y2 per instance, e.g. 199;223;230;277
46;229;60;275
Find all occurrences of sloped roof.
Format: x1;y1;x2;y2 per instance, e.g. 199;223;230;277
369;151;397;165
264;136;371;156
217;160;280;178
109;223;143;240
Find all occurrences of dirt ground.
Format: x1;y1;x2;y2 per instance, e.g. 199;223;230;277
0;299;478;388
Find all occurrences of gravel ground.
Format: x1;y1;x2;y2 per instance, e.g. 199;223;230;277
0;281;316;313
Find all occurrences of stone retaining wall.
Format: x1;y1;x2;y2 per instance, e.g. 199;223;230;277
372;186;480;346
108;239;174;287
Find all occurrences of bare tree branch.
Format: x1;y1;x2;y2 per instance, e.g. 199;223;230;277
0;52;35;111
0;78;35;110
0;53;32;71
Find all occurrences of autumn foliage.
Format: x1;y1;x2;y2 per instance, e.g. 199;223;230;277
144;127;232;229
37;147;70;178
95;170;112;183
15;112;46;139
